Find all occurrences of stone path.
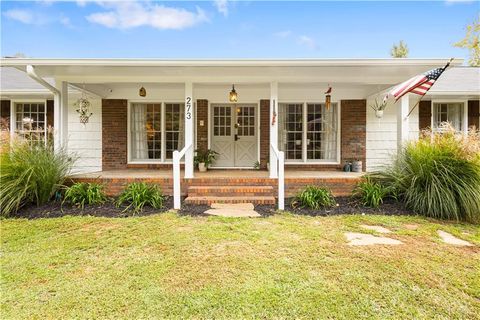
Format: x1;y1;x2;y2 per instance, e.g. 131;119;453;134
204;203;261;218
360;224;391;234
345;232;403;246
438;230;473;246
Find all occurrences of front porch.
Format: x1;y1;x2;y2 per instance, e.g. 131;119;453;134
70;169;363;203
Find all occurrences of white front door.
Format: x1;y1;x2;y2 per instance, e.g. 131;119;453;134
211;104;257;167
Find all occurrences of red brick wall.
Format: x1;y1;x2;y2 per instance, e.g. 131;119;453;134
468;100;479;129
196;99;208;152
260;99;270;169
341;100;366;171
102;99;128;170
419;100;432;131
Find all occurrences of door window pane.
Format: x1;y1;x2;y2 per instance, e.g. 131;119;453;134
213;106;231;136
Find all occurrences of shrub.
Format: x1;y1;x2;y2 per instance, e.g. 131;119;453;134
63;182;107;209
378;124;480;222
0;139;74;216
292;185;336;209
116;182;164;213
353;177;396;208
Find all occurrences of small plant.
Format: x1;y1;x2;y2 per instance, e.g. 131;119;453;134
63;182;107;209
353;177;396;208
194;149;219;171
253;161;260;169
292;185;336;209
116;182;164;214
0;138;74;216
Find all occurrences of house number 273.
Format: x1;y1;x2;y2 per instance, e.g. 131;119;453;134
185;97;192;120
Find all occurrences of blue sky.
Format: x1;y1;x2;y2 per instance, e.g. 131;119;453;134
0;1;478;60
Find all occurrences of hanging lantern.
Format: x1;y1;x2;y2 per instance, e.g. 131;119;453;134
139;86;146;97
229;84;238;102
74;85;93;125
325;85;332;110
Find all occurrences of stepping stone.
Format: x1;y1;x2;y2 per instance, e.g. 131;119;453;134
437;230;473;246
360;224;391;234
205;203;260;218
345;232;403;246
404;224;419;230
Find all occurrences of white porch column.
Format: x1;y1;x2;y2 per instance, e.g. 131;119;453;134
184;82;194;178
397;94;410;151
269;81;278;178
60;81;69;148
53;93;61;151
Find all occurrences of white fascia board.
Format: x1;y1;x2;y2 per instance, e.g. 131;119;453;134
1;58;464;67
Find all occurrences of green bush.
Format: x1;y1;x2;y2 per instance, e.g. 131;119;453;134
0;139;74;216
378;125;480;222
63;182;107;209
353;177;396;208
292;185;336;209
116;182;164;213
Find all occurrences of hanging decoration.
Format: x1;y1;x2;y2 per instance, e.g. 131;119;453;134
74;85;93;125
139;86;147;97
324;85;332;110
370;98;387;119
229;84;238;102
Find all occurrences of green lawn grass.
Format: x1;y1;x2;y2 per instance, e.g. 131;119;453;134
1;212;479;319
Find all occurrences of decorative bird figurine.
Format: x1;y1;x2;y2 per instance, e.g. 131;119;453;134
324;86;332;94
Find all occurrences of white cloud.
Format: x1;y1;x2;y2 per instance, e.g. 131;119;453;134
86;1;208;30
445;0;474;3
4;9;34;24
214;0;229;17
298;35;316;49
274;30;292;38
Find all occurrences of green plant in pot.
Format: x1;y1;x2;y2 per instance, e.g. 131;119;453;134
194;149;219;172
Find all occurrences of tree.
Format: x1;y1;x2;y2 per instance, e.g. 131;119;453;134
390;40;409;58
454;17;480;67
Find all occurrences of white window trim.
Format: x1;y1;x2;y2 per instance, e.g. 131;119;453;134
127;100;185;164
10;99;49;144
278;100;341;165
431;99;468;134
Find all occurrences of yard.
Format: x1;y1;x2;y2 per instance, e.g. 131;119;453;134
1;212;479;319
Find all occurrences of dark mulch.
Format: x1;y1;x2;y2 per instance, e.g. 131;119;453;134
178;203;211;217
10;197;173;219
255;197;415;217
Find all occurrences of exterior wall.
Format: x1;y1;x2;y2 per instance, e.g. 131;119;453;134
196;99;208;152
366;96;419;171
341;100;366;171
418;100;432;131
67;97;102;174
259;99;270;169
102;99;127;170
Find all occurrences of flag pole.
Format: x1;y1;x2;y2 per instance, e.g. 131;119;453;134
405;58;454;118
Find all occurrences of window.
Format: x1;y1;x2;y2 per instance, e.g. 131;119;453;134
130;102;184;162
15;102;47;142
279;102;338;162
432;102;464;132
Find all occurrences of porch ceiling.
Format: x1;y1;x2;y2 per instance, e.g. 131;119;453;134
2;58;463;86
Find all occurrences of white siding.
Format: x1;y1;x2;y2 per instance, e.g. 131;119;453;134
366;96;419;172
67;96;102;174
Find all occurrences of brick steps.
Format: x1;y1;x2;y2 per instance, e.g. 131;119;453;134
188;185;274;197
184;196;276;205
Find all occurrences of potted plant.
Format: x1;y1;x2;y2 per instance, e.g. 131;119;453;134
370;98;387;119
194;149;219;172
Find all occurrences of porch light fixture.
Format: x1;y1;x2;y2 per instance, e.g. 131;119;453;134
229;84;238;102
139;86;146;97
325;85;332;110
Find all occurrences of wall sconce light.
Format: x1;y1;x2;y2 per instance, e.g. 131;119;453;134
229;84;238;102
139;86;146;97
325;85;332;110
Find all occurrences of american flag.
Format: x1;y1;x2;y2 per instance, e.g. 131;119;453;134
384;61;451;102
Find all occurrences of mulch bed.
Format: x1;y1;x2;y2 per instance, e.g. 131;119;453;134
255;197;415;217
10;197;173;219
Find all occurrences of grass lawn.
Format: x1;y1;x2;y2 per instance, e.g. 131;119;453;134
1;212;479;319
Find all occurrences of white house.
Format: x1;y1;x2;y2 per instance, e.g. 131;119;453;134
1;58;478;209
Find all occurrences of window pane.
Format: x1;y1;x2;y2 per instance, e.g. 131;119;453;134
433;102;463;131
131;103;161;160
15;102;47;143
165;103;184;160
279;103;303;160
306;103;337;161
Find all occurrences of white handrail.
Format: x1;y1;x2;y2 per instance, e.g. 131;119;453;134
173;144;192;209
270;144;285;210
